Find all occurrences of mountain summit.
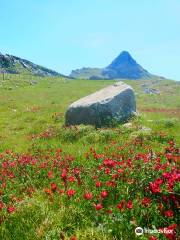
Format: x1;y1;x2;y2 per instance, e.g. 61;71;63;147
70;51;153;80
102;51;151;79
107;51;137;69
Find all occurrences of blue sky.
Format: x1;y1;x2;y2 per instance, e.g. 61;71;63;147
1;0;180;80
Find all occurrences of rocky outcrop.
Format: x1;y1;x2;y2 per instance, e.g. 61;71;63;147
65;82;136;127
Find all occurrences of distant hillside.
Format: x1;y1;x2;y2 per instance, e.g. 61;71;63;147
70;51;158;80
0;53;65;77
70;68;102;79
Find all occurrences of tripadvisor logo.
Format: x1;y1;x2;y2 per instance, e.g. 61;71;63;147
135;227;144;236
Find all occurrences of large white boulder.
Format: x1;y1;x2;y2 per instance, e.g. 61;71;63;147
65;82;136;127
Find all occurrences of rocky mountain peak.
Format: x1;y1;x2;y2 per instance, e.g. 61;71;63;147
107;51;137;69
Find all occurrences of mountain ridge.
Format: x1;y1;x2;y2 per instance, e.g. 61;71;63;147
0;53;65;77
70;51;156;80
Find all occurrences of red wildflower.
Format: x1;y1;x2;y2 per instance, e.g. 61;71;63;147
7;206;15;213
149;180;162;193
0;201;4;210
101;190;108;198
127;158;132;167
73;168;80;176
103;159;116;168
162;195;169;203
61;169;67;179
117;200;125;210
168;140;174;147
117;168;123;174
84;192;93;200
155;178;163;185
44;188;52;196
106;209;113;214
94;203;103;210
105;168;111;175
126;200;133;209
105;180;116;187
56;148;62;154
149;236;157;240
112;173;118;180
95;181;102;188
50;182;57;192
142;197;151;207
67;189;76;197
68;176;75;182
47;171;53;178
58;189;64;195
70;236;77;240
164;210;174;218
162;224;177;240
170;224;177;229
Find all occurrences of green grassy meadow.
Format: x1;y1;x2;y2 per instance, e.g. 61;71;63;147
0;76;179;152
0;75;179;240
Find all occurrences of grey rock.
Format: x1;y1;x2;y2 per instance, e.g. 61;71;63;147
30;81;37;85
139;126;152;132
65;82;136;127
123;122;133;128
143;88;160;94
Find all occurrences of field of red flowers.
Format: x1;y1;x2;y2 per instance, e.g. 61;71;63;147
0;77;179;239
0;135;179;239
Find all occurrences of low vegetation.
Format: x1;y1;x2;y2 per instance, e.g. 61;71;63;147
0;75;179;239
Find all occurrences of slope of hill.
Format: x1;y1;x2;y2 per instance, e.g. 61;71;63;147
70;51;158;80
0;75;179;239
0;53;64;76
70;67;102;79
